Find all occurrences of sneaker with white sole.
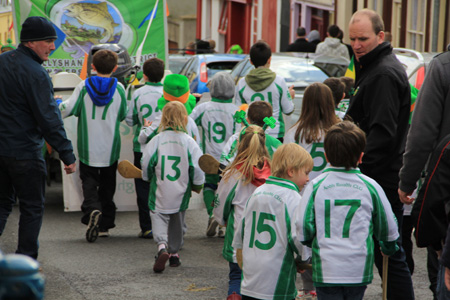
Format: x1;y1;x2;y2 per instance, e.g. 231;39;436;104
206;217;218;237
98;230;110;237
153;248;169;273
86;210;102;243
218;225;225;238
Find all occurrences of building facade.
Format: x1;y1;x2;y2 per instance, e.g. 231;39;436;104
0;0;15;47
196;0;450;53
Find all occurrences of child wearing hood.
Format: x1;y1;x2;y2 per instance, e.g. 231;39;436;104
189;72;239;237
234;41;295;142
59;49;127;243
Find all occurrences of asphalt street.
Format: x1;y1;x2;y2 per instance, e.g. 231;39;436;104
0;182;434;299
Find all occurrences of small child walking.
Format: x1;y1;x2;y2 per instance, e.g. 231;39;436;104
214;125;272;299
59;49;127;243
297;121;399;300
141;101;204;273
233;143;314;300
189;72;239;237
125;57;165;239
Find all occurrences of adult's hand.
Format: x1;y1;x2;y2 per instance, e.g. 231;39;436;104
398;188;414;205
64;163;76;174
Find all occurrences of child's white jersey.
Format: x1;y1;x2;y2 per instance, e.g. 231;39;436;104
141;129;204;214
60;80;127;167
284;128;329;181
125;82;163;152
138;114;200;145
213;171;259;263
297;167;399;286
235;76;294;139
233;177;303;300
190;99;238;160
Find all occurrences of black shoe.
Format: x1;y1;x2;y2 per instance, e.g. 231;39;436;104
86;210;102;243
169;254;181;267
153;248;169;273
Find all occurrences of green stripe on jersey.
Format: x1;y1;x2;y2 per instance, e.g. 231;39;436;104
147;149;159;211
273;244;298;299
77;89;90;164
266;176;299;192
222;207;236;262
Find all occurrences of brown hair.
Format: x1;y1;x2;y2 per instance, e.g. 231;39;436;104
249;40;271;68
323;77;345;107
143;58;165;83
292;82;340;144
158;101;188;133
222;125;270;185
92;49;118;75
324;121;366;170
271;143;313;178
247;101;273;127
340;77;355;99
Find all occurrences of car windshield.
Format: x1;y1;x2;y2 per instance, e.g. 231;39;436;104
207;61;240;77
272;60;328;84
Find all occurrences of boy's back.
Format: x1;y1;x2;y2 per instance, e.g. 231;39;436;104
233;177;302;299
190;100;238;160
235;73;294;139
298;167;399;285
60;78;127;167
126;82;163;152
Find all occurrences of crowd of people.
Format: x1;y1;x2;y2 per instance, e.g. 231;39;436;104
3;7;450;300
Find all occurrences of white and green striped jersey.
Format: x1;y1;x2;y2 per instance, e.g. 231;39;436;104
60;80;127;167
125;82;163;152
190;98;239;160
235;76;294;139
213;171;259;263
138;115;200;145
284;128;329;181
219;131;282;165
141;129;204;214
233;176;303;300
297;167;399;286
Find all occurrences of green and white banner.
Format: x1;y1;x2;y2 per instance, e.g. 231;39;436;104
12;0;168;74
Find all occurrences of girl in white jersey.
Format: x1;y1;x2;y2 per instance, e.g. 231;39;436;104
214;125;271;299
284;82;339;298
141;101;204;273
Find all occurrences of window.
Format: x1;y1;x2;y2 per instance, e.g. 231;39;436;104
218;1;228;35
407;0;426;51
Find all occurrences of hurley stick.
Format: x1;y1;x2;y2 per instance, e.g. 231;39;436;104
118;160;142;179
382;255;388;300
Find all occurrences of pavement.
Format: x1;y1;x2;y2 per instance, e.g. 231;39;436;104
0;182;434;299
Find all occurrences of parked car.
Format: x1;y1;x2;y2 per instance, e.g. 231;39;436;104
393;48;438;90
168;54;192;74
230;53;349;128
179;54;246;94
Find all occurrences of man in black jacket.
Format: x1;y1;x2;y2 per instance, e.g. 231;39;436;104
346;9;414;299
286;27;316;53
0;17;76;259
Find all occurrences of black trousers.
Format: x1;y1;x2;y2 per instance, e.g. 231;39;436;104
80;161;117;230
134;152;151;232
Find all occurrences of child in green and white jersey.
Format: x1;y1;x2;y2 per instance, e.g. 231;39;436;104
220;101;282;167
235;41;294;140
141;101;204;273
297;121;399;299
190;72;239;237
125;58;164;239
233;143;314;300
284;83;340;181
323;77;346;120
59;49;127;243
214;125;271;297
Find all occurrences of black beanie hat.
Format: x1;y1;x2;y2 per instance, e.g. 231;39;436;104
20;16;57;42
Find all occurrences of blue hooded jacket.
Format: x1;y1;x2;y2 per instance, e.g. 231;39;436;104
85;76;118;106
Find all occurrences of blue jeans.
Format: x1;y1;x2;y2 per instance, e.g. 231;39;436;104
0;157;46;259
134;152;151;232
436;263;450;300
316;286;366;300
229;262;241;295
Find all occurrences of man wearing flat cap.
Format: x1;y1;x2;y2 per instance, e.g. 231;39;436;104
0;16;76;259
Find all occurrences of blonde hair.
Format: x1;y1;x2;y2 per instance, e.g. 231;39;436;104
158;101;188;133
222;125;270;185
292;82;340;144
271;143;313;178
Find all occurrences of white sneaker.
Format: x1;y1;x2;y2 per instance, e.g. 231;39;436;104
206;217;218;237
